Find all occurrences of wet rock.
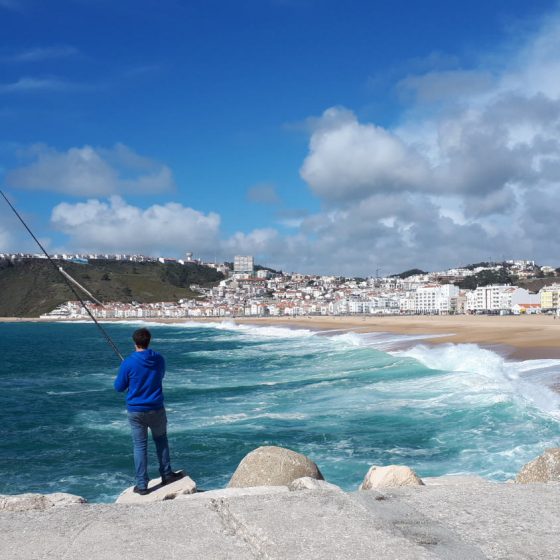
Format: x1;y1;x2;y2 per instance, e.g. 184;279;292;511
228;446;324;488
515;448;560;483
116;473;196;504
359;465;424;490
0;492;86;512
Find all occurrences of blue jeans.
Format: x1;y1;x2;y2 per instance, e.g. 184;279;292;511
127;408;173;490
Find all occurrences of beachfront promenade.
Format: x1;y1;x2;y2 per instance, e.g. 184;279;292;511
2;478;559;559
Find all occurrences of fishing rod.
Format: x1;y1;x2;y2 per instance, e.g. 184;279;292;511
1;189;124;361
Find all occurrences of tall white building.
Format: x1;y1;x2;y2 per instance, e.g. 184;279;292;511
234;255;254;277
467;284;515;312
415;284;459;314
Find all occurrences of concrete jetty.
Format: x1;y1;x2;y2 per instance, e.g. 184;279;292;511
2;477;559;559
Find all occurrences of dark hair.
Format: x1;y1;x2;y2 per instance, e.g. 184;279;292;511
132;328;151;349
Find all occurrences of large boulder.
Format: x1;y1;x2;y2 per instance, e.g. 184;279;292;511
515;448;560;484
228;446;324;488
0;492;86;512
359;465;424;490
116;473;196;504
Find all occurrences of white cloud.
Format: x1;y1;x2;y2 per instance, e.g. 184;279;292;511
300;107;431;201
300;94;559;204
289;12;560;273
51;197;221;256
12;9;560;277
7;143;175;196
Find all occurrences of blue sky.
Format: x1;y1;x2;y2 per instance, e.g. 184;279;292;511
1;0;560;275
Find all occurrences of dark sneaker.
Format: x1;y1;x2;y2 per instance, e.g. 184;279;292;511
133;486;149;496
162;471;185;486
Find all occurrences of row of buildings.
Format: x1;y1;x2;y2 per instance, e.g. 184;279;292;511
41;266;560;320
5;252;554;319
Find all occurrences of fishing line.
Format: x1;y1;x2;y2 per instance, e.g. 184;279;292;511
1;189;124;361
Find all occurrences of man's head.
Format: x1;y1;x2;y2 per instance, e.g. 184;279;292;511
132;328;151;350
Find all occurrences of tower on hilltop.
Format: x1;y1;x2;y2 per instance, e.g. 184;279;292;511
234;255;254;278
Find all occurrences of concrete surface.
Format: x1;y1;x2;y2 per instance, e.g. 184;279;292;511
1;479;559;559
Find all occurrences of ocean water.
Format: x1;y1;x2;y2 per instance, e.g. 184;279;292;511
1;321;559;503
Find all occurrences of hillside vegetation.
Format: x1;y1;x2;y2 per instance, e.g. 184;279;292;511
0;259;224;317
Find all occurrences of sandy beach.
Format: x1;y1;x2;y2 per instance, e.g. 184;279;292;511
232;314;560;361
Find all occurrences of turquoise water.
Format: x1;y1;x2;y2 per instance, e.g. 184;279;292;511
1;321;559;503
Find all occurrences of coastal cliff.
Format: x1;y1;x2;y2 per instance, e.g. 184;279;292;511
0;259;223;317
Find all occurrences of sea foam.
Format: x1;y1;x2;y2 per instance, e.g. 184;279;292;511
396;343;560;417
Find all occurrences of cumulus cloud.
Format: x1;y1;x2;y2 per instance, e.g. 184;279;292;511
300;95;559;203
51;197;220;256
16;10;560;276
291;12;560;273
300;107;431;202
7;143;175;196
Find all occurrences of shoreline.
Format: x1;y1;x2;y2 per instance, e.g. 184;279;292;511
3;314;560;360
233;315;560;361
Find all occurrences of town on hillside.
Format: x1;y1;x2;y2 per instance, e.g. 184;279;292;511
2;252;559;320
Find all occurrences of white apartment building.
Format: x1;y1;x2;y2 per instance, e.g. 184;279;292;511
399;293;416;314
256;269;272;279
415;284;459;314
233;255;254;277
467;284;515;312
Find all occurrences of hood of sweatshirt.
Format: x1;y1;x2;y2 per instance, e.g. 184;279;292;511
130;348;159;366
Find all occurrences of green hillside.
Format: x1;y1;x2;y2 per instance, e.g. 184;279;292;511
0;259;224;317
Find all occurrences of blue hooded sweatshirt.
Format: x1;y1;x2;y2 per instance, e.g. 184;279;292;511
114;349;166;412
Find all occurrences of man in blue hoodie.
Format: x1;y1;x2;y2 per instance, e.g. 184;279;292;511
114;328;183;495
